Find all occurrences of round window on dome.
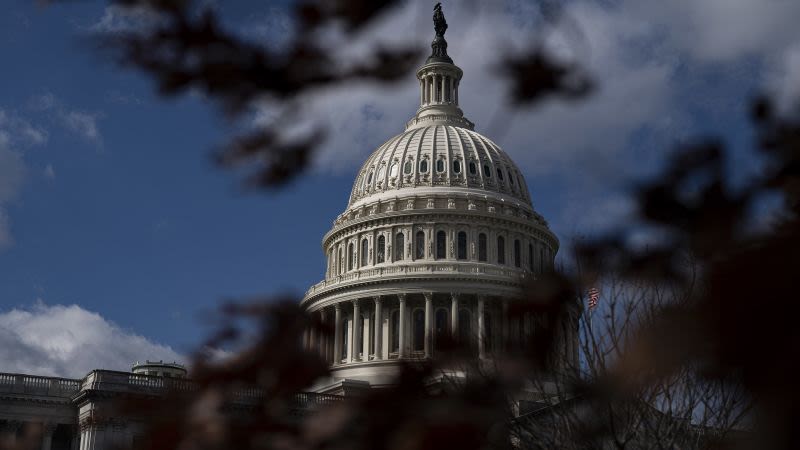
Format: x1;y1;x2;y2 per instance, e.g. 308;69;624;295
420;160;429;173
436;159;445;173
404;160;412;175
497;168;504;181
453;160;461;174
389;162;399;178
484;165;491;177
469;162;477;175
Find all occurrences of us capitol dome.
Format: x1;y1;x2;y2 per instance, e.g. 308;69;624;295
302;5;575;392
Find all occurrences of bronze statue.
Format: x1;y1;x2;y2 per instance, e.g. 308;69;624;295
433;3;448;37
428;3;452;63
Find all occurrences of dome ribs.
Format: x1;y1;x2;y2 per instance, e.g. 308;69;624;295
396;127;421;190
452;125;470;189
444;126;454;186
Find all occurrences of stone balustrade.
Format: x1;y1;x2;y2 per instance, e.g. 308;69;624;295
304;261;531;300
1;370;341;409
0;372;80;398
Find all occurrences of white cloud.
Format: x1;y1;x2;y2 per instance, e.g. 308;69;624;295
27;92;104;147
0;109;45;250
0;302;184;378
43;164;55;180
288;1;678;178
88;5;162;35
268;0;799;239
0;109;48;147
767;41;800;113
63;110;103;146
621;0;800;64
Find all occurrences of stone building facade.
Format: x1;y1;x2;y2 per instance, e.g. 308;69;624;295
300;7;578;392
0;365;338;450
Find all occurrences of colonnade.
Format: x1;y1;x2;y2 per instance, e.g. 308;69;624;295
303;292;578;368
420;73;459;106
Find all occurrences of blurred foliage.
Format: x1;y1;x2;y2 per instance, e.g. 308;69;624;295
11;0;799;449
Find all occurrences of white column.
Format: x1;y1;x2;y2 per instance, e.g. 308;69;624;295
333;304;342;365
441;75;446;102
70;425;79;450
450;293;459;340
455;79;459;104
309;314;318;356
352;301;361;363
449;77;455;104
398;294;407;358
420;78;424;105
373;296;383;360
319;309;328;363
41;422;56;450
424;292;433;358
478;296;486;359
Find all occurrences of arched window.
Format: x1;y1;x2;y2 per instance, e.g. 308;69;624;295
453;160;461;174
348;243;355;270
404;160;412;175
395;232;405;261
458;309;472;344
478;233;487;262
436;159;445;172
391;310;400;353
413;309;425;351
484;311;493;353
361;238;369;267
484;165;491;177
457;231;467;260
377;235;385;263
420;159;429;173
436;230;446;259
366;171;373;186
497;168;504;181
416;231;425;259
469;161;477;175
377;165;386;180
435;309;448;350
497;236;506;264
528;243;534;272
514;239;521;268
389;162;399;177
509;173;515;185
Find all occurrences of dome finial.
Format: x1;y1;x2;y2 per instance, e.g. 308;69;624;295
433;3;447;37
428;3;452;63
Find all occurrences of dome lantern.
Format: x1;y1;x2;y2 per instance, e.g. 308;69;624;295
407;3;473;131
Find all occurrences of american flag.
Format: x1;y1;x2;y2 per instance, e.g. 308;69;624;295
587;287;600;310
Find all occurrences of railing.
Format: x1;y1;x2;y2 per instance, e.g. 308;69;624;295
1;371;343;410
304;262;531;299
293;392;342;408
0;373;81;398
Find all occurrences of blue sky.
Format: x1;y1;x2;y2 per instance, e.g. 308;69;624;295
1;0;798;377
